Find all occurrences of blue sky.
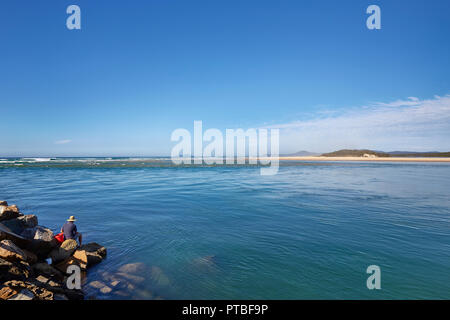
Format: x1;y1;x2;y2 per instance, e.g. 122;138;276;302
1;0;449;156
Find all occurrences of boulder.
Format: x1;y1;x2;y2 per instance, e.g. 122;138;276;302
8;288;35;300
0;239;27;262
55;255;87;273
78;242;106;267
21;225;54;241
26;239;58;260
23;227;58;259
0;223;30;249
22;249;38;264
73;250;88;265
34;275;64;295
17;215;38;228
33;226;54;241
50;239;78;263
3;280;54;300
2;215;38;234
32;262;64;281
0;201;8;206
0;286;19;300
1;218;25;234
0;205;21;222
80;242;107;258
0;257;31;282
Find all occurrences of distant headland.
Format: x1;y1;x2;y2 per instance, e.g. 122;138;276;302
279;149;450;162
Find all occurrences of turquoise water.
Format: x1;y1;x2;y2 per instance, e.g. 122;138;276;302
1;159;449;299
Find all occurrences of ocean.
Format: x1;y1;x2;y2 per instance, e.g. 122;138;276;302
1;158;449;299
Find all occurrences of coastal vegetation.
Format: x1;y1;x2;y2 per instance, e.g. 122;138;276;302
321;149;450;157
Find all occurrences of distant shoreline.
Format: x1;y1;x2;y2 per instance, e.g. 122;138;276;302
277;156;450;162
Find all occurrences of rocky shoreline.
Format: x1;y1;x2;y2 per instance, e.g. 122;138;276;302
0;201;107;300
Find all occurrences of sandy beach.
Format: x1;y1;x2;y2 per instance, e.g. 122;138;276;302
278;156;450;162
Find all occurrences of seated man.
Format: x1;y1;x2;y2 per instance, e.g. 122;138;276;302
61;216;82;245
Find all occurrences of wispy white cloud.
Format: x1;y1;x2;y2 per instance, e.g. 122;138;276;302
266;95;450;153
54;139;72;145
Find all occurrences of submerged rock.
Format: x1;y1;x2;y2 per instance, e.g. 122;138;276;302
150;266;170;287
117;262;147;274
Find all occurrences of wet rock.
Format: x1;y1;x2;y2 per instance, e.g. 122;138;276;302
0;239;27;262
76;242;106;267
0;201;8;206
80;242;107;258
50;239;78;263
0;205;21;222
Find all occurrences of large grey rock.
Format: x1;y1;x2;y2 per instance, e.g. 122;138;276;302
21;225;53;241
33;226;54;241
18;215;38;228
2;215;37;234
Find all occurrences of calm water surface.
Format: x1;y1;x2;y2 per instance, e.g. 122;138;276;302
1;160;449;299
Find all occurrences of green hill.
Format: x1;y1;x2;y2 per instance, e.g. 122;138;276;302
321;149;390;157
